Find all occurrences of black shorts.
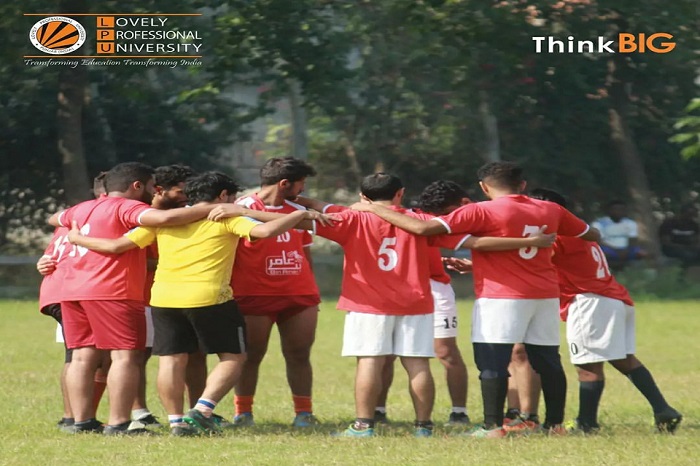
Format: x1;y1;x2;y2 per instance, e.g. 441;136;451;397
41;303;73;363
151;300;247;356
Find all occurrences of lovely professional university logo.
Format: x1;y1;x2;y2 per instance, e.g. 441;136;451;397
29;16;87;54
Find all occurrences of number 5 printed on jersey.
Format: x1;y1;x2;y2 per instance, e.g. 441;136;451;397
378;237;398;271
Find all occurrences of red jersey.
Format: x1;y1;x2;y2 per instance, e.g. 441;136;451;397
231;195;319;297
436;195;589;299
57;196;152;301
412;210;470;285
38;227;70;309
316;205;439;315
552;236;634;320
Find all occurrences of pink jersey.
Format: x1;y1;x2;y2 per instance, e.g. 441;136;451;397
316;205;435;315
57;196;152;301
38;226;70;309
552;236;634;320
436;195;590;299
231;194;319;297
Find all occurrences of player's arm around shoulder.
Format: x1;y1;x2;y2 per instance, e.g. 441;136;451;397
350;202;446;235
66;221;149;254
139;203;217;227
248;210;309;240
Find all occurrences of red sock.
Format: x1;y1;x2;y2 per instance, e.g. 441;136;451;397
235;395;254;416
293;395;312;414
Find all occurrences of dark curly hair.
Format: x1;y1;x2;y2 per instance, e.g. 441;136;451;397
155;164;196;190
529;188;568;208
418;180;468;214
184;171;240;204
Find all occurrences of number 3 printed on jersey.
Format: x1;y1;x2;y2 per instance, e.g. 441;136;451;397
519;225;544;260
378;237;398;271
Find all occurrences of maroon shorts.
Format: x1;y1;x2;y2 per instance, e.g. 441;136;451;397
236;295;320;323
60;300;146;350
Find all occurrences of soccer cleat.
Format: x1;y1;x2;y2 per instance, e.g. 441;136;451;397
292;412;320;428
61;418;103;434
170;424;201;437
654;407;682;434
212;413;233;429
103;421;148;436
134;413;162;428
564;419;599;435
445;412;471;427
414;427;433;438
184;409;222;435
543;423;569;436
332;425;375;438
504;408;520;421
464;425;507;439
503;417;541;434
57;417;75;428
374;410;389;424
232;412;255;428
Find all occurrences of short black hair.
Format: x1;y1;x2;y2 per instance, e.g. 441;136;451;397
184;171;240;204
92;171;107;196
104;162;154;192
360;173;403;201
155;164;196;190
419;180;468;214
477;161;524;191
259;157;316;185
529;188;567;208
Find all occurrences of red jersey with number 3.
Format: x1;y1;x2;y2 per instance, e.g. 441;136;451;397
436;195;590;299
57;196;152;302
316;205;441;315
38;227;70;309
231;195;319;297
552;236;633;320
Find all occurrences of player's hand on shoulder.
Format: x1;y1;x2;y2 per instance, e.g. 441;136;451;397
304;210;340;227
208;204;246;221
36;255;56;275
442;257;473;274
529;225;556;248
67;220;83;244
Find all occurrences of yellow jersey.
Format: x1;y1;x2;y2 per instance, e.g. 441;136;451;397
127;217;258;308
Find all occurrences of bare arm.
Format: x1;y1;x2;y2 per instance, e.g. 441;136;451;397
442;257;473;274
464;227;555;251
208;204;338;229
139;203;219;227
580;227;601;243
293;196;333;213
37;255;56;276
350;203;447;236
249;210;309;239
48;211;63;227
67;221;138;254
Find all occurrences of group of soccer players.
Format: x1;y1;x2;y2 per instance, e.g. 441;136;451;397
37;157;682;437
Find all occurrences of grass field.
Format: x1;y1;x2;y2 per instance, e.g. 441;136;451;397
0;299;698;466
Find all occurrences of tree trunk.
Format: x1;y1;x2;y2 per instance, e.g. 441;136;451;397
288;80;308;160
57;0;90;204
479;90;501;162
606;55;662;265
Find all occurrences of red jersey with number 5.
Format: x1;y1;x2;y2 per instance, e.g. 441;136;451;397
231;195;319;297
57;196;152;301
552;236;633;320
316;205;438;315
435;195;590;299
38;226;70;309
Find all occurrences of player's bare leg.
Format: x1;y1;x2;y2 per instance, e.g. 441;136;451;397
106;349;142;426
505;362;521;419
186;350;208;408
355;356;386;420
509;344;541;421
65;347;102;423
400;356;435;433
60;363;73;421
375;356;396;422
157;353;188;417
435;337;469;424
609;355;682;432
233;315;274;424
130;348;159;426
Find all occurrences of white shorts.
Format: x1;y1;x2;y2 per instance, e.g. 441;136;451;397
471;298;560;345
145;306;154;348
566;293;635;364
341;312;435;357
56;323;64;343
431;280;458;339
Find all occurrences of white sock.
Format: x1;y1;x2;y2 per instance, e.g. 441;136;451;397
132;408;151;420
451;407;467;415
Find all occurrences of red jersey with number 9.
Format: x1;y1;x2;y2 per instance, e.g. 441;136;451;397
552;236;633;320
316;205;438;315
57;196;152;302
38;226;70;309
231;195;319;297
436;195;590;299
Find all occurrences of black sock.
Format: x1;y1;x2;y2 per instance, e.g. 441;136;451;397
353;418;375;430
627;366;670;414
481;377;508;428
540;367;567;426
578;381;604;428
504;408;520;420
414;420;434;430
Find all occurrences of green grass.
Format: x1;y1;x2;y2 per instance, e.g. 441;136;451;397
0;299;698;465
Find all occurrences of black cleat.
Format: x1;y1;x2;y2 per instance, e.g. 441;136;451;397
655;407;682;434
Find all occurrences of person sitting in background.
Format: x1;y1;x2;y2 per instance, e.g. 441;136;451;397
592;200;646;270
659;204;700;269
